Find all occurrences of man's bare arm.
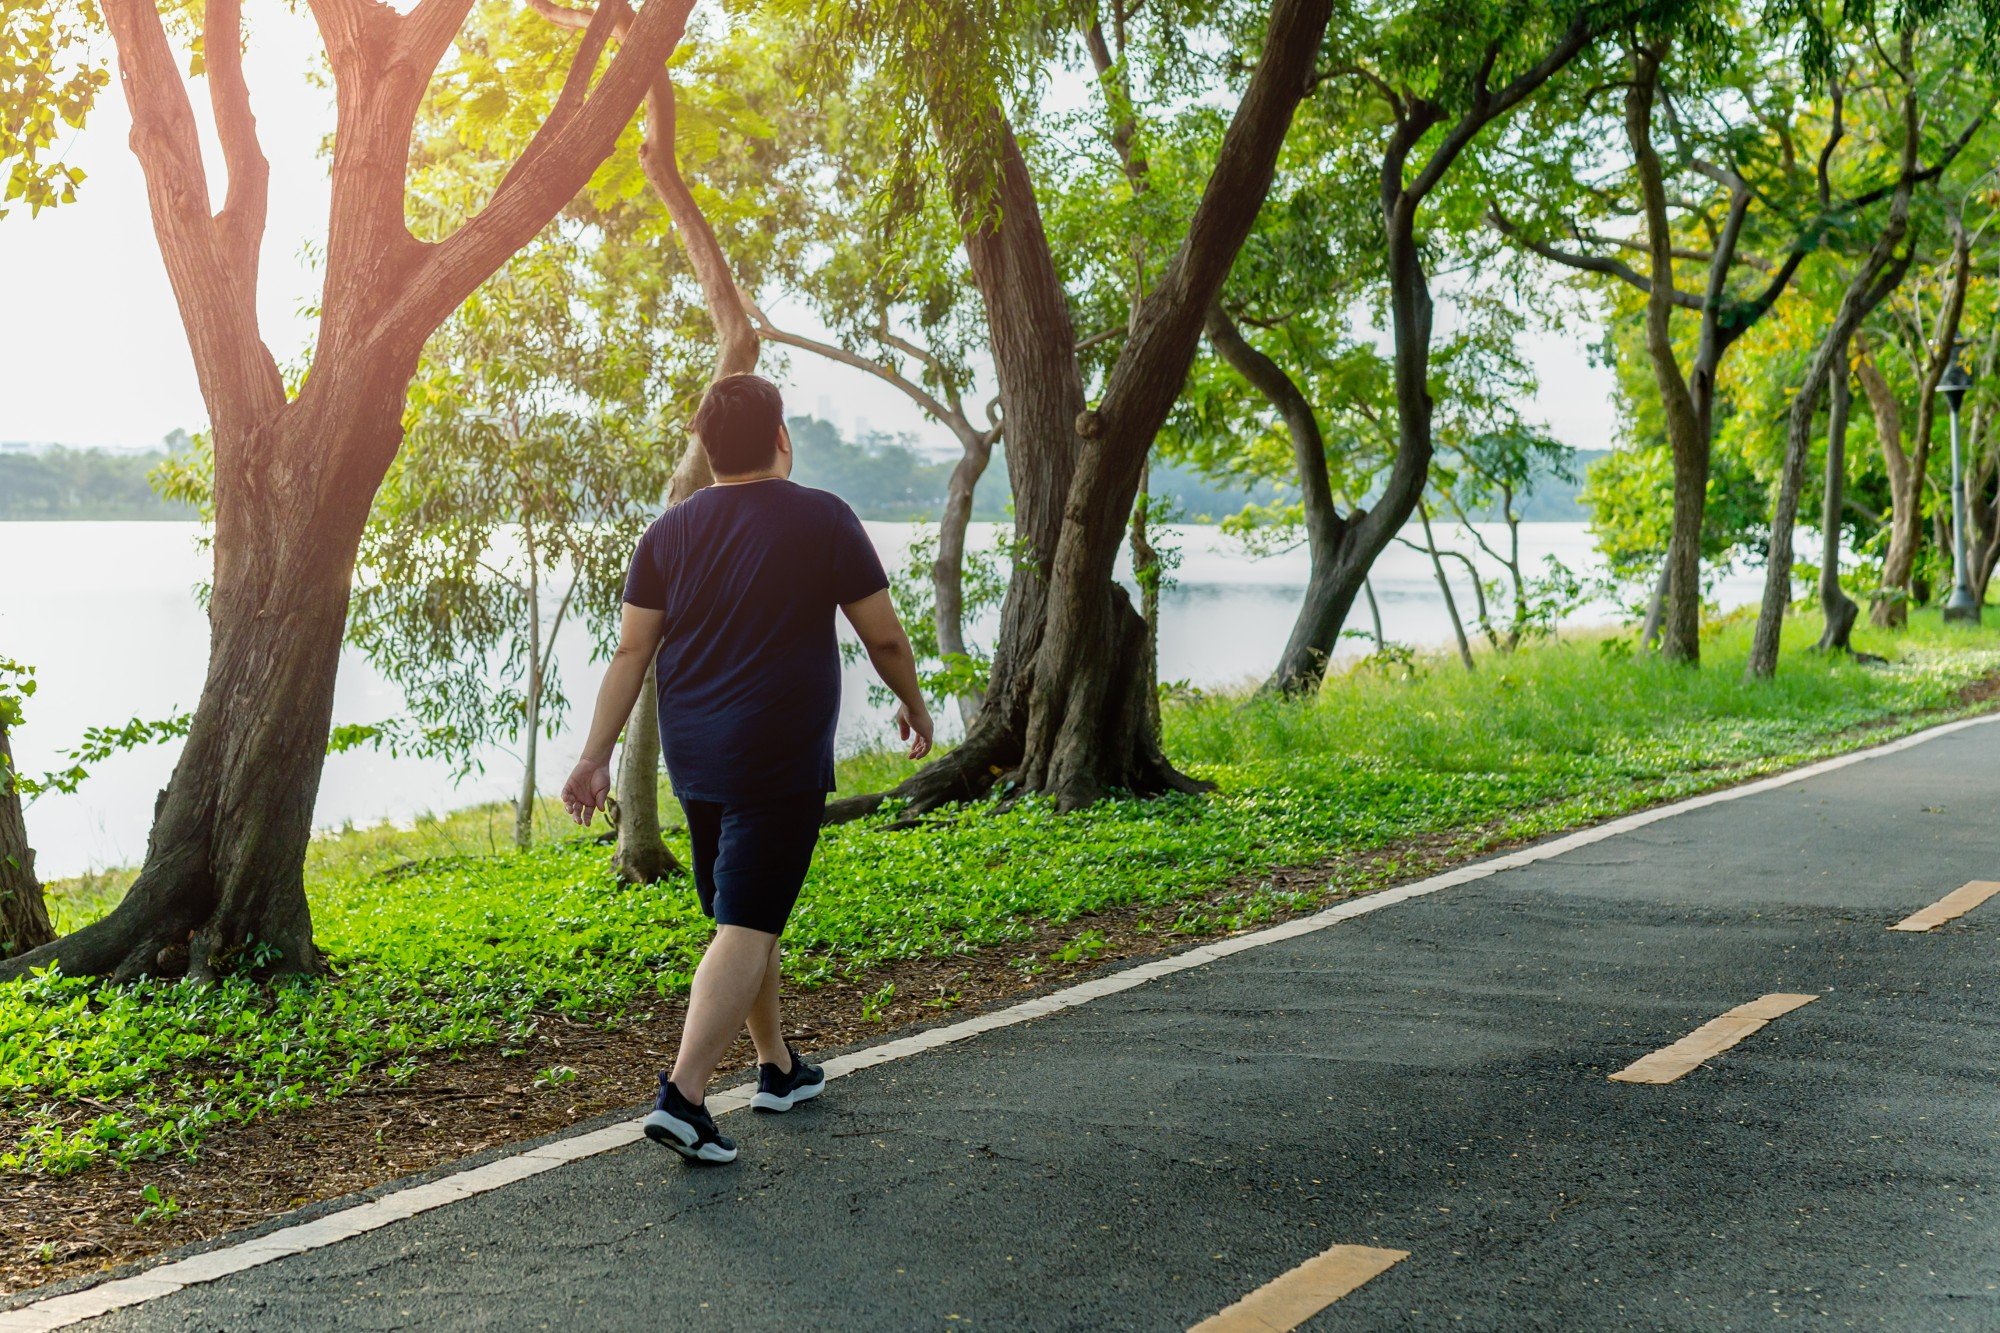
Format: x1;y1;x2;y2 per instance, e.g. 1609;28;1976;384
841;589;934;759
560;603;665;825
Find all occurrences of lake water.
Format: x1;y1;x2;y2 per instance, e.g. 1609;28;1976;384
1;520;1770;877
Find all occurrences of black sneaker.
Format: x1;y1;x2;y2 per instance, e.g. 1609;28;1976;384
644;1076;738;1163
751;1044;826;1113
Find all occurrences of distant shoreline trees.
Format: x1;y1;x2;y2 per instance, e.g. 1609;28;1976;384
0;438;196;521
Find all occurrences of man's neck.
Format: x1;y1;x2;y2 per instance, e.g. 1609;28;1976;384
710;471;786;487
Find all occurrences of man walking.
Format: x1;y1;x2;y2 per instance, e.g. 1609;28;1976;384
561;373;934;1165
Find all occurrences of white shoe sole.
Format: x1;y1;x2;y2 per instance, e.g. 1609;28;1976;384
751;1078;825;1113
643;1109;738;1162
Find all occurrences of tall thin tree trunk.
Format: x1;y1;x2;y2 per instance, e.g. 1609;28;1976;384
1753;278;1910;677
517;515;542;851
1498;35;1803;663
934;431;997;728
1130;460;1162;727
1639;555;1671;649
1817;338;1861;653
1362;578;1385;653
609;56;753;882
1857;346;1917;627
1623;47;1710;665
1419;502;1475;670
1864;224;1971;627
0;720;55;961
1967;327;2000;604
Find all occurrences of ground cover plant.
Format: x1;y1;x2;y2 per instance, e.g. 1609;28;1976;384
5;613;1998;1186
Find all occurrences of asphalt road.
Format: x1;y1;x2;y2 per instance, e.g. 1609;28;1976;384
82;725;2000;1331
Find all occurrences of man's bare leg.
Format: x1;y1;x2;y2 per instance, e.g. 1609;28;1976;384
745;937;793;1072
670;925;779;1103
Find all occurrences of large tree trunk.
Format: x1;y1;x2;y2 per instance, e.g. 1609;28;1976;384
1498;36;1804;664
1202;307;1361;695
1817;338;1861;652
1249;14;1609;694
2;0;690;981
827;0;1332;820
1857;341;1917;627
0;721;55;961
1748;203;1917;675
1863;223;1970;626
3;398;402;981
1623;45;1711;665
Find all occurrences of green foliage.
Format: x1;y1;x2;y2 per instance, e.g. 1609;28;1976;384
1583;439;1771;588
133;1184;180;1226
9;616;1999;1177
146;431;215;526
13;713;193;803
0;657;32;738
0;0;105;218
0;656;189;804
871;523;1010;707
348;220;677;783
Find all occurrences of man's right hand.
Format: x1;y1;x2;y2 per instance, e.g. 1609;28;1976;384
896;701;934;761
561;756;613;826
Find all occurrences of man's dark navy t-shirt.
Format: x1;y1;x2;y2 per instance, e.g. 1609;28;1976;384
622;479;889;802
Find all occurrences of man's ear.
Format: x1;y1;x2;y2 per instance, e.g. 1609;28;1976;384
776;422;793;458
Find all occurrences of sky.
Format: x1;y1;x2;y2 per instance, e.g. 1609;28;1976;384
0;14;1618;456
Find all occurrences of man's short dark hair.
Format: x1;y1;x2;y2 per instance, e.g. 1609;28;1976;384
691;374;784;475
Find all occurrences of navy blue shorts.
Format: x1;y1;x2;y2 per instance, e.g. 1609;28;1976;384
678;792;826;935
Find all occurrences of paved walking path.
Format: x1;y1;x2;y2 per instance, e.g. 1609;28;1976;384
48;722;2000;1329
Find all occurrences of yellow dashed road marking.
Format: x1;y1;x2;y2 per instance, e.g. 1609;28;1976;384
1189;1244;1408;1332
1608;993;1817;1085
1890;880;2000;932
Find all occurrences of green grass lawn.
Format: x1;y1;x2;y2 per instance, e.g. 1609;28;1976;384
7;610;2000;1178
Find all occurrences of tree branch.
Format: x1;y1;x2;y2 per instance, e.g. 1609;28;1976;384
99;0;282;430
398;0;695;344
750;313;979;447
1406;15;1595;204
397;0;481;73
1092;0;1334;435
1487;207;1703;309
203;0;268;271
523;0;594;27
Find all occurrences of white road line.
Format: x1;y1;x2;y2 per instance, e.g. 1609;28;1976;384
1189;1243;1408;1332
1890;879;2000;932
9;709;1999;1330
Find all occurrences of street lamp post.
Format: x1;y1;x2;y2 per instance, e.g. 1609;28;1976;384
1942;354;1979;623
